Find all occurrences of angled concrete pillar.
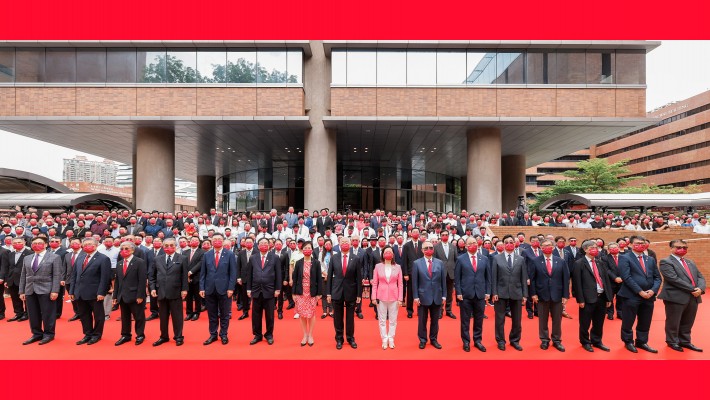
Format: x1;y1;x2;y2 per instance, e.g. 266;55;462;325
501;155;526;213
134;127;175;212
467;128;501;213
197;175;216;213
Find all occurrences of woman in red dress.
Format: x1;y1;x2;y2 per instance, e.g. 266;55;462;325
292;241;324;346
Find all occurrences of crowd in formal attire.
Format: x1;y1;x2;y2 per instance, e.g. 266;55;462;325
0;207;705;353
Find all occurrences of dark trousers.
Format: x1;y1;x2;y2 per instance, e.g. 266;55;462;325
538;300;562;344
149;294;159;315
417;303;442;343
205;292;231;338
405;279;414;313
25;293;57;339
55;285;64;317
460;297;486;344
332;299;355;343
277;284;294;312
578;297;607;345
663;299;698;346
63;284;78;316
494;298;522;345
445;276;454;313
119;300;146;338
237;282;250;313
251;294;275;339
158;298;184;340
0;283;5;315
7;284;25;315
620;296;654;345
185;281;201;316
607;284;623;317
525;285;537;315
76;298;105;339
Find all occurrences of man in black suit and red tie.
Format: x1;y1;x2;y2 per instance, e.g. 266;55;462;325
658;239;706;352
603;242;624;320
246;237;282;345
530;239;569;352
113;241;147;346
69;238;112;345
572;240;612;352
327;236;362;350
454;237;491;352
149;238;189;347
184;237;205;321
402;227;423;318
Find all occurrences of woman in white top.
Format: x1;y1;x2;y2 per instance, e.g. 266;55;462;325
371;246;404;350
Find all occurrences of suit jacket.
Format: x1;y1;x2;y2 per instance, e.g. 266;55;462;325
371;263;403;302
315;216;333;236
292;258;324;297
69;252;112;300
602;253;623;291
491;252;528;300
392;244;405;266
565;246;582;262
245;252;282;298
149;253;188;300
522;247;543;280
361;247;380;280
658;256;706;305
184;247;205;281
200;248;238;296
572;257;613;304
454;252;491;300
237;249;255;281
529;255;570;302
412;257;446;306
0;247;8;284
401;240;423;277
617;252;661;300
327;251;362;302
1;248;33;286
19;251;63;295
114;256;148;303
434;242;457;280
126;224;144;236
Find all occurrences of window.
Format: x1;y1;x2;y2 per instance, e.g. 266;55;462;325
331;50;346;85
436;51;466;85
406;51;436;85
377;50;406;85
346;50;376;85
15;48;45;82
137;49;166;83
76;49;106;82
585;51;614;84
555;51;586;84
466;51;496;84
197;50;226;83
0;48;15;82
166;50;197;83
257;51;287;83
616;50;646;84
495;52;525;84
106;49;137;83
227;50;256;83
286;50;303;83
526;51;555;84
45;48;76;83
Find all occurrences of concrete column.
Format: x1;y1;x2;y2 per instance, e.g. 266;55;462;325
501;155;526;213
467;128;501;213
304;40;337;211
134;127;175;212
197;175;216;212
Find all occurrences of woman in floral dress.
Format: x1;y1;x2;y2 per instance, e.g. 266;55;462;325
292;241;324;346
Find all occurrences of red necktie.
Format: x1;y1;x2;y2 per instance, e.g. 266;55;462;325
71;252;77;267
189;249;194;262
399;247;402;257
82;255;90;271
471;255;477;272
123;259;128;275
342;254;347;276
591;258;603;288
546;258;552;275
680;258;696;286
427;259;432;278
534;249;538;257
638;255;646;274
215;251;220;269
261;255;265;269
613;255;618;266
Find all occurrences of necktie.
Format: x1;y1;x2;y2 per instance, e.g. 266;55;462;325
261;255;265;269
189;249;194;262
613;255;618;266
534;249;538;257
507;254;513;269
471;255;477;272
123;259;128;275
546;258;552;275
427;259;433;278
82;255;90;271
591;259;603;288
444;245;448;258
32;254;39;273
342;254;347;276
215;251;220;269
680;258;696;286
71;252;77;267
638;255;646;274
167;255;172;267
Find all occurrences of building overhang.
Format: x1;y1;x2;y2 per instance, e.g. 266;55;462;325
0;192;133;211
539;192;710;211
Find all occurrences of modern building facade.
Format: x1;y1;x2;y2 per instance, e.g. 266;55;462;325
525;148;591;198
0;41;657;213
62;155;118;186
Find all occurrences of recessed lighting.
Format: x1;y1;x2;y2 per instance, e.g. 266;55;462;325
238;159;241;162
298;150;302;153
365;129;371;133
433;147;437;150
430;150;434;153
354;150;357;153
296;147;300;150
227;147;231;150
216;147;219;150
287;151;290;153
267;129;273;132
285;147;288;150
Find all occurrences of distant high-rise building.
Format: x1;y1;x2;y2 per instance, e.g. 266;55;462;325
62;156;118;186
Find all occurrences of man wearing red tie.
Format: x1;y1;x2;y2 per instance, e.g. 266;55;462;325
112;242;147;346
617;235;662;353
454;237;491;352
603;242;624;320
530;239;569;352
412;240;447;350
200;233;237;345
572;241;612;352
658;240;706;352
245;238;282;345
326;236;362;350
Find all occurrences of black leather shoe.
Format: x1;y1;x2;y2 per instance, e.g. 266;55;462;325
237;305;243;311
115;336;131;346
38;337;54;345
418;342;426;349
474;342;486;352
8;314;20;322
553;343;565;352
505;311;512;318
431;340;442;349
87;337;101;345
185;314;193;321
286;304;295;310
266;338;274;345
250;337;262;345
407;312;413;319
680;343;703;352
176;338;184;346
336;342;343;350
152;338;169;347
625;342;638;353
582;344;594;352
76;337;91;345
668;344;684;352
238;313;249;320
191;314;200;321
23;336;42;345
607;314;614;320
483;314;488;319
636;343;658;353
221;337;229;345
446;312;457;319
17;314;28;322
593;343;610;352
349;340;357;349
68;314;80;322
277;312;283;320
438;311;443;319
356;313;363;319
203;336;218;345
511;343;523;351
135;336;145;345
497;343;506;351
0;314;4;321
321;313;327;319
146;313;158;321
540;342;549;350
527;313;534;319
463;344;470;352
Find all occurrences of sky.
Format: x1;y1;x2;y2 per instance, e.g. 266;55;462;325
1;40;709;182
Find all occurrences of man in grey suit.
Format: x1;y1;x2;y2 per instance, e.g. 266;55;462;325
126;217;144;236
433;231;457;320
19;237;63;345
412;240;447;349
491;234;528;351
658;239;706;352
149;238;189;347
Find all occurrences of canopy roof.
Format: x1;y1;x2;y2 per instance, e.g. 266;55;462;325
539;193;710;211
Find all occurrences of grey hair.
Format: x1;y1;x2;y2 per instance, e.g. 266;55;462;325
581;240;597;251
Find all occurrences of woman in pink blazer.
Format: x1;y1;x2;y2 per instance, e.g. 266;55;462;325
371;246;404;350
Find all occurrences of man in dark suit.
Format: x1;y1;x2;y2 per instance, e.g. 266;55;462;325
184;237;204;321
18;237;63;345
618;235;662;353
402;228;423;318
455;237;491;352
69;238;112;345
113;242;147;346
266;209;282;235
46;236;68;318
603;242;624;320
236;237;255;319
62;238;83;321
145;238;164;321
326;236;362;350
658;239;706;352
0;244;8;320
434;230;457;319
149;238;188;346
276;240;294;319
392;235;405;267
315;209;333;236
572;240;613;352
246;238;282;345
521;236;542;319
200;233;237;345
412;240;446;350
530;239;570;352
491;235;528;351
358;238;380;319
565;238;582;263
2;237;33;321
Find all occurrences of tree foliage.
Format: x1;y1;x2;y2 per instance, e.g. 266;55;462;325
140;55;297;84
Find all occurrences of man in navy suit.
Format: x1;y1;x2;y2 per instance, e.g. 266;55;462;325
246;238;282;345
412;240;447;350
618;235;662;353
327;236;363;349
200;233;237;345
455;237;491;352
530;239;569;352
521;236;542;319
392;234;405;267
69;238;112;345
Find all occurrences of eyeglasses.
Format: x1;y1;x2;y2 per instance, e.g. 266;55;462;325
674;246;688;250
422;246;433;250
119;247;132;251
163;244;176;248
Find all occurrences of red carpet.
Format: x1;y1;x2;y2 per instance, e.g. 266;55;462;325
1;296;707;360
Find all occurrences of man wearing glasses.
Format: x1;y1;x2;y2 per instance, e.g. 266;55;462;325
113;242;147;346
412;240;447;349
149;238;189;347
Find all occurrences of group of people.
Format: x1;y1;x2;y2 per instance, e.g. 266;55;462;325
0;206;705;353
